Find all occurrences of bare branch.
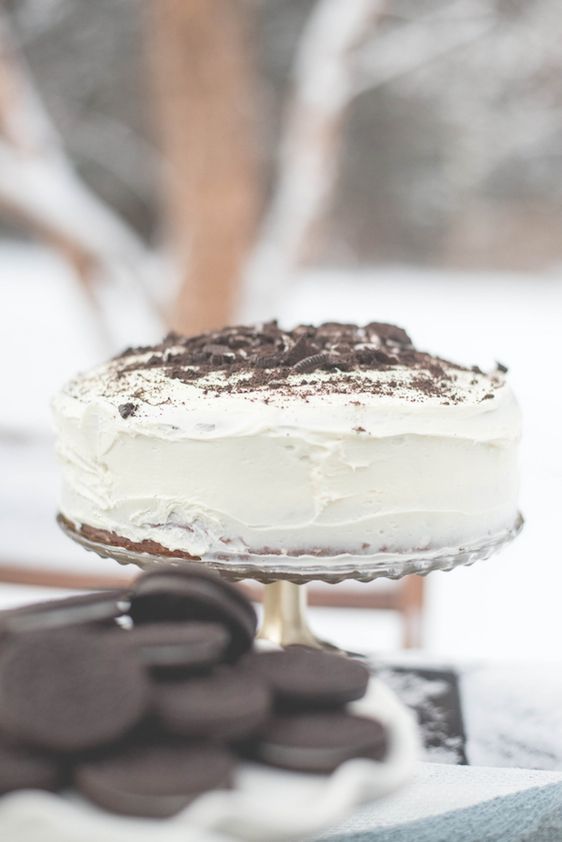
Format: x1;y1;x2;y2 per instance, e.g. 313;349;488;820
353;0;495;98
242;0;385;322
0;11;164;346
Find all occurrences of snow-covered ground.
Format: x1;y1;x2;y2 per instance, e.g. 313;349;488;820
1;245;561;660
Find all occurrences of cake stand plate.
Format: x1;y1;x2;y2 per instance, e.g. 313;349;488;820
58;513;523;652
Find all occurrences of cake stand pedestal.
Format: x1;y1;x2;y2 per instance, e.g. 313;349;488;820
58;513;523;653
258;581;321;648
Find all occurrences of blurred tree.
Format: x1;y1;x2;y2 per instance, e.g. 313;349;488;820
147;0;260;335
0;9;163;347
4;0;562;327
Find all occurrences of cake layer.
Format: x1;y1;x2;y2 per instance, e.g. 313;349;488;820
53;322;521;565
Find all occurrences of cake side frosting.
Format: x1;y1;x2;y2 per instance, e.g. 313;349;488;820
53;322;521;565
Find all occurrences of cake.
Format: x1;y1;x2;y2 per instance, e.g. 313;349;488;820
53;321;521;571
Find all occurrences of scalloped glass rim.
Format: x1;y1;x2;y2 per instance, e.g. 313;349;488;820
58;512;524;585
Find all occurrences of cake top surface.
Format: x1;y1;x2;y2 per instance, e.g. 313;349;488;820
55;322;519;440
64;321;505;405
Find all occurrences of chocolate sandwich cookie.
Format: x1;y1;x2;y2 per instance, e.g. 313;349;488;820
75;742;235;818
252;712;388;773
154;666;271;741
0;629;150;752
134;565;256;629
129;573;256;660
0;737;63;795
248;647;370;709
0;590;128;637
127;621;229;671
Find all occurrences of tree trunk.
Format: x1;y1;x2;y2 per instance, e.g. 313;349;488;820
148;0;259;336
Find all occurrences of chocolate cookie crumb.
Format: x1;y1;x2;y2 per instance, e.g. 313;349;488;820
118;403;137;419
65;321;502;408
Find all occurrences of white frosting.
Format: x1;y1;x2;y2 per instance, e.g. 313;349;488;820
52;352;521;566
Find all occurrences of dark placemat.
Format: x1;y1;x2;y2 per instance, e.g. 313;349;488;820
377;665;467;765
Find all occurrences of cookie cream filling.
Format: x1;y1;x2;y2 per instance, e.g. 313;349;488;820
52;323;521;566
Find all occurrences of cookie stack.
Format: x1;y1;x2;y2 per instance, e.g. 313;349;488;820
0;566;386;818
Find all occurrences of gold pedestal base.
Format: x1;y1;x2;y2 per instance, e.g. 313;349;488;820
257;581;354;654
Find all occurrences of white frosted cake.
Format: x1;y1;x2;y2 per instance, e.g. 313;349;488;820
53;322;521;570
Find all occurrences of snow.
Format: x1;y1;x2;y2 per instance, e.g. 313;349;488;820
0;244;162;577
461;663;562;770
0;244;161;433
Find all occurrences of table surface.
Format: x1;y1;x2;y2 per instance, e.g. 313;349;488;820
374;657;562;772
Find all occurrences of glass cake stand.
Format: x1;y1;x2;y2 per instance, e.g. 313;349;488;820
58;513;523;653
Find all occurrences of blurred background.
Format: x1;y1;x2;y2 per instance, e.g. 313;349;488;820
1;0;561;661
